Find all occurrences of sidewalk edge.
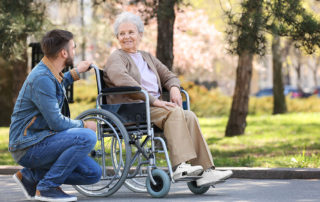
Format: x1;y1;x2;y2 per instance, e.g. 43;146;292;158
1;166;320;179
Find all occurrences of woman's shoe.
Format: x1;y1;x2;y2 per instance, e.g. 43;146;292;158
173;162;203;180
196;169;233;187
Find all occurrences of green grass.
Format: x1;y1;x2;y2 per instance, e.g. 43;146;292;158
2;112;320;167
200;113;320;168
0;127;16;165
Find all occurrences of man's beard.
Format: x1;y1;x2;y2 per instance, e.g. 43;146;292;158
65;54;74;67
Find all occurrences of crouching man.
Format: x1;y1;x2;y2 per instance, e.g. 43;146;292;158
9;29;101;202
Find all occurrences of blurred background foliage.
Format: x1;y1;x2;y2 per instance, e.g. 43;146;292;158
69;75;320;119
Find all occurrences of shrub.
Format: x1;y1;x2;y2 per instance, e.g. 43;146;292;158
180;77;231;117
181;77;320;117
71;75;320;118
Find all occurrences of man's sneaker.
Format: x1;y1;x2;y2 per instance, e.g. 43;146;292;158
173;162;203;180
35;187;77;202
196;169;233;187
13;170;37;200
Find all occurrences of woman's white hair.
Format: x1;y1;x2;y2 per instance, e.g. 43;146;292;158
113;12;144;36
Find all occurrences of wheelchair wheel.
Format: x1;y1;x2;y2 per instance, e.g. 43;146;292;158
122;134;169;193
123;152;147;193
73;109;131;197
111;137;148;193
187;181;210;195
146;169;171;198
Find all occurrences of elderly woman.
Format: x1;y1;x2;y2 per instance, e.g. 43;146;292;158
103;11;232;187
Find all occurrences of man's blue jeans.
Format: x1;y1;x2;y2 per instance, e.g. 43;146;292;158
18;128;102;191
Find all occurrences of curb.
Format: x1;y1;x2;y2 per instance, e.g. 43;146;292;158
217;167;320;179
1;166;320;179
0;166;22;175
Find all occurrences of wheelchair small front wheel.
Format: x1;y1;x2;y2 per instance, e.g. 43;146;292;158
187;181;210;195
146;169;170;198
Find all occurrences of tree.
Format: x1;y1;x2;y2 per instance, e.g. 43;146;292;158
272;37;291;114
270;0;320;114
225;0;265;136
0;0;45;126
307;55;320;89
224;0;320;136
156;0;178;70
272;32;287;114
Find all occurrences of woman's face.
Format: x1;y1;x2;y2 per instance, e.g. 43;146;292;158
117;22;142;53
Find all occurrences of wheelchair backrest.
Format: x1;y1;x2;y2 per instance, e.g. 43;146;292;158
90;64;147;124
93;68;106;94
91;66;108;104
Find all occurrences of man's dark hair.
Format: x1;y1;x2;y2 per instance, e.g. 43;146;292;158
41;29;73;58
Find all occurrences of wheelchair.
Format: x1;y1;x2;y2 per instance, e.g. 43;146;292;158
73;64;211;198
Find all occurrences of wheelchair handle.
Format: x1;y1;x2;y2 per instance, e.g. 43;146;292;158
88;63;99;71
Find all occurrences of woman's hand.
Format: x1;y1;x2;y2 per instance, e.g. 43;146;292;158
170;86;182;107
152;99;176;110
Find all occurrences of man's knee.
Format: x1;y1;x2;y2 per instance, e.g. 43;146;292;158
76;128;97;149
88;164;102;184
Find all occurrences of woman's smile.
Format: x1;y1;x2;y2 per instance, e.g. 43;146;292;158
117;22;142;53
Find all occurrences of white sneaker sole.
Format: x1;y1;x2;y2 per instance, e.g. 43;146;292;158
173;168;203;180
13;174;33;200
196;172;233;187
34;195;77;202
197;179;227;187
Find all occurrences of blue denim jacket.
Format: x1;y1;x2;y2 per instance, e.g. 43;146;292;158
9;58;83;152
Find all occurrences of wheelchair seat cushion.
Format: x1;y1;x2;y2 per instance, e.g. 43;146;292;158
101;103;147;124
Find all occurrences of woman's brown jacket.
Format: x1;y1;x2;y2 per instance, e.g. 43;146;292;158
103;49;180;105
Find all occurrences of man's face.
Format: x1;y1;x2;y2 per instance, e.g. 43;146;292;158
65;40;76;67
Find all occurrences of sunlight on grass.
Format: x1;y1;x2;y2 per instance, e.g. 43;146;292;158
0;127;17;165
200;112;320;168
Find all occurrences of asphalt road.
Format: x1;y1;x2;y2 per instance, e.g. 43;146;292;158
1;175;320;202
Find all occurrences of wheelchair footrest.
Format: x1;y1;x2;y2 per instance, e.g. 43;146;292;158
174;176;202;182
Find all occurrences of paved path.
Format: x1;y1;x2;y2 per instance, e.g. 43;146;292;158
1;175;320;202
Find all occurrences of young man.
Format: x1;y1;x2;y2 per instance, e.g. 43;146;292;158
9;29;101;202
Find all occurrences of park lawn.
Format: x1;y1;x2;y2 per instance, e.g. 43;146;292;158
1;112;320;167
0;127;16;165
200;112;320;168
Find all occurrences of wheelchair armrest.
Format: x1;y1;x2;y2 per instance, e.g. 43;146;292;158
162;86;184;92
101;86;141;93
161;87;190;110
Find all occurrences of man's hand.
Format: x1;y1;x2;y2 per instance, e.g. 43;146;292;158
170;86;182;107
76;61;92;73
152;99;176;110
84;121;97;132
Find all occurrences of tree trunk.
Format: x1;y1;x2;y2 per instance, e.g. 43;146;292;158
0;58;14;126
0;48;28;126
295;53;303;93
225;51;254;136
272;33;287;114
313;69;318;89
156;0;176;70
80;0;87;79
312;58;319;89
